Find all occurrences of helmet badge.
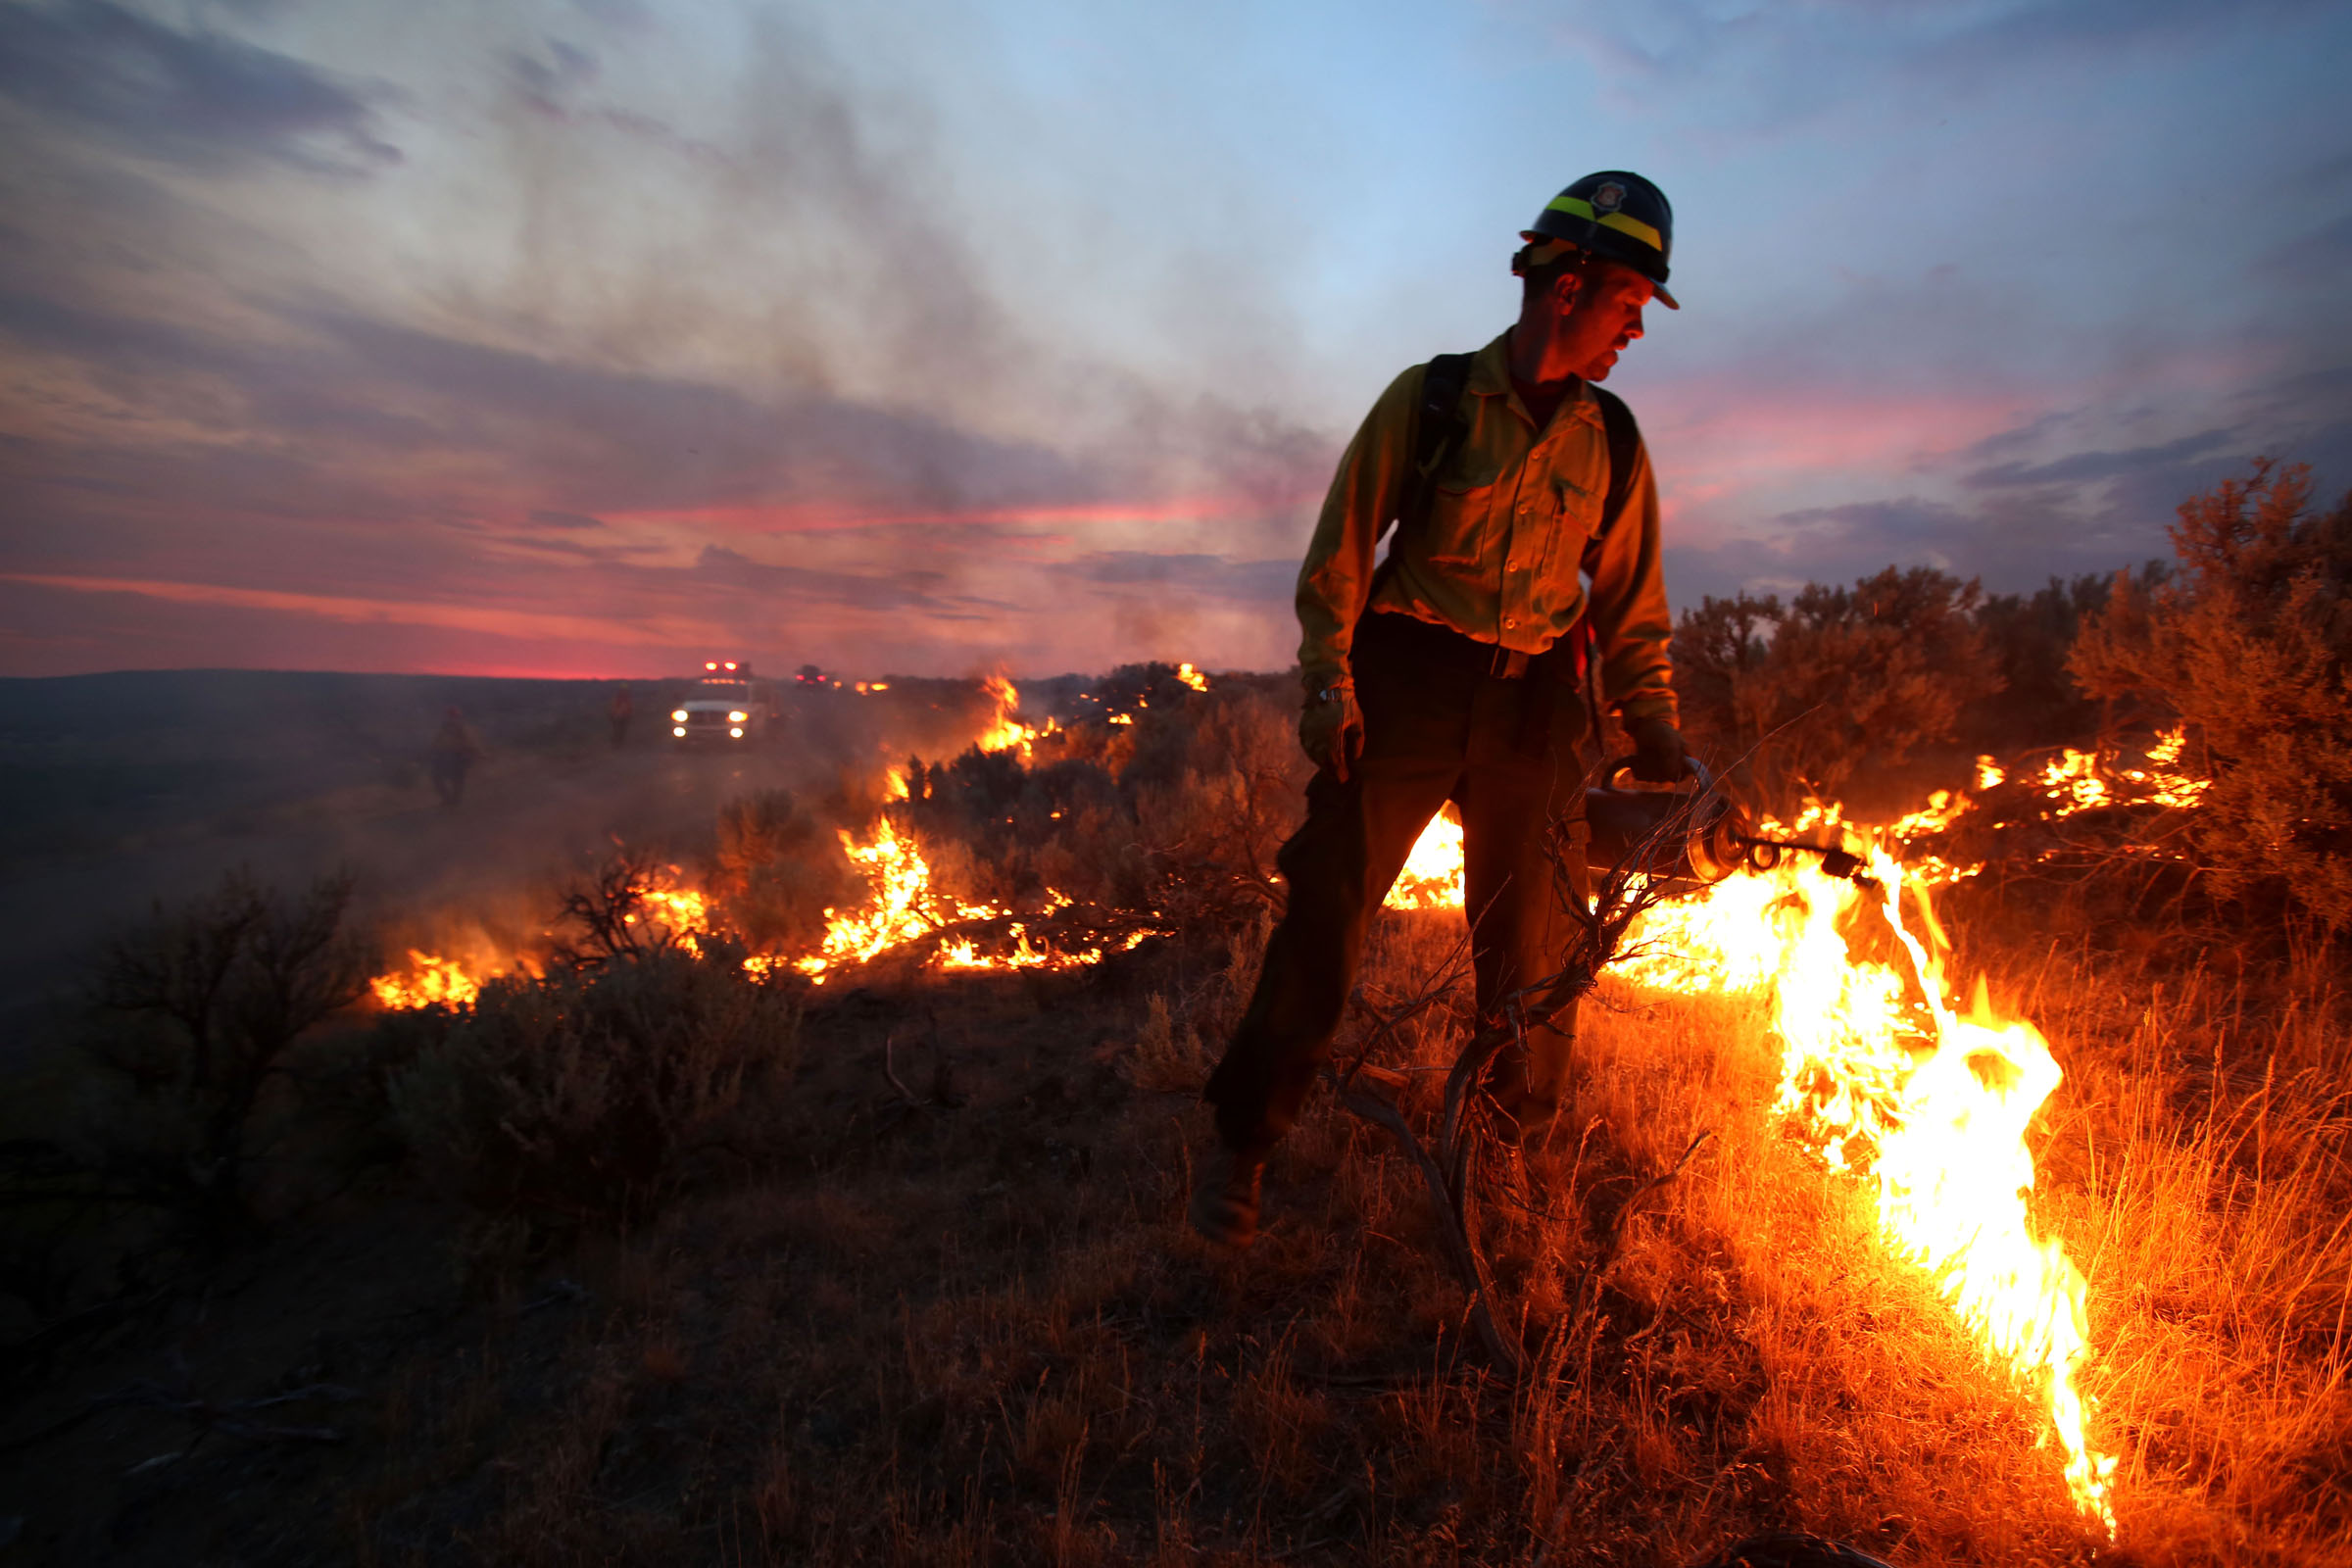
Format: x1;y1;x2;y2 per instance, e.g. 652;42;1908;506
1592;181;1627;214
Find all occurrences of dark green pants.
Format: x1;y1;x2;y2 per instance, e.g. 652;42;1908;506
1203;612;1592;1153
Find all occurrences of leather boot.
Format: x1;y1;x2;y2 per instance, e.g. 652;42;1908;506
1187;1143;1265;1248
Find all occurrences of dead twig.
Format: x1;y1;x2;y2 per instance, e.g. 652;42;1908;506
928;1014;967;1108
1596;1129;1715;1269
1337;923;1474;1093
882;1031;920;1105
1338;1082;1522;1380
883;1028;964;1114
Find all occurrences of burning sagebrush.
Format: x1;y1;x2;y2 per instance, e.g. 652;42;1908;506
1363;767;2127;1528
363;669;2140;1529
1609;824;2118;1528
367;668;1260;1006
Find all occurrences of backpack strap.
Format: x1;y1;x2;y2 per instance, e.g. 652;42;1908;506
1371;357;1641;650
1574;385;1643;745
1366;351;1474;602
1592;383;1640;539
1397;351;1477;539
1398;360;1637;544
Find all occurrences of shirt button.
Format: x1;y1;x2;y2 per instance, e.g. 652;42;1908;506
1504;616;1517;628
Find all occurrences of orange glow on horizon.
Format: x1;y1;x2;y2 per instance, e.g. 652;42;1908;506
1;572;713;649
605;490;1312;536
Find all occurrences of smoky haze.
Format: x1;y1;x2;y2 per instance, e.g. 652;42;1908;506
2;0;2348;682
0;666;1050;1058
0;0;1332;679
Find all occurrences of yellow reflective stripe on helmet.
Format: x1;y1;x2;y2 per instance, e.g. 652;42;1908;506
1544;195;1664;253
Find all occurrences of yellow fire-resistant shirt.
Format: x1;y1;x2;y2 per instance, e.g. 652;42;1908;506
1297;331;1678;723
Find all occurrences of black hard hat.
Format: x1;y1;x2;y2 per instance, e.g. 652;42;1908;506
1522;171;1678;309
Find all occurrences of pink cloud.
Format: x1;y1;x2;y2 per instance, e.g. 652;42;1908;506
1646;379;2035;486
608;491;1310;537
1;573;719;648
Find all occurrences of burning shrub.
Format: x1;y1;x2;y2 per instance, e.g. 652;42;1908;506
386;948;800;1225
901;744;1060;906
712;788;856;951
75;870;375;1244
894;674;1305;929
2070;460;2352;929
547;850;709;971
1676;566;2001;807
1129;680;1310;922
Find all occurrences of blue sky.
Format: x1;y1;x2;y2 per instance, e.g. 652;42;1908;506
2;0;2346;677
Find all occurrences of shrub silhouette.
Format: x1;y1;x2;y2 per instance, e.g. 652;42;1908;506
2071;460;2352;929
79;870;374;1244
387;948;799;1225
1967;573;2113;749
1129;681;1307;921
1676;566;2000;806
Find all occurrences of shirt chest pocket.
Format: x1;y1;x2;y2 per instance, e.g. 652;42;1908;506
1550;472;1602;542
1420;459;1504;567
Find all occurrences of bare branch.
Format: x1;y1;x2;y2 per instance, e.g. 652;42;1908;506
1338;1081;1522;1380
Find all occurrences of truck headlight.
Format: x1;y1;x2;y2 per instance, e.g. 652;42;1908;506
672;725;686;737
728;710;747;722
670;710;688;722
729;726;744;738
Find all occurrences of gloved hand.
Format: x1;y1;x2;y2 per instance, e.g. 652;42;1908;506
1299;682;1366;782
1627;715;1690;784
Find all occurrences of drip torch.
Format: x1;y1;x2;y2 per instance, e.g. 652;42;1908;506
1583;758;1876;888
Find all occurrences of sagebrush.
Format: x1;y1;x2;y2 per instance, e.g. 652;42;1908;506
387;948;801;1224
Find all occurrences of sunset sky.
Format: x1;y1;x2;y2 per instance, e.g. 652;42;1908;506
4;0;2348;679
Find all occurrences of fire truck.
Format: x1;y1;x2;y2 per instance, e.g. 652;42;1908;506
667;660;776;746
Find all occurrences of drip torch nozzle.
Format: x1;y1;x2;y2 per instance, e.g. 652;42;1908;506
1738;835;1878;887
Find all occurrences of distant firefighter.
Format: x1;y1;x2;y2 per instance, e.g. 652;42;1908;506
609;684;634;750
429;707;483;807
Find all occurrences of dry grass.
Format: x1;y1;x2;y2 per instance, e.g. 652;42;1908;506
10;891;2350;1565
1999;935;2352;1563
321;906;2351;1566
386;948;803;1225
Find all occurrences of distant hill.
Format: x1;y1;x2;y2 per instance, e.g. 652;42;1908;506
0;669;633;867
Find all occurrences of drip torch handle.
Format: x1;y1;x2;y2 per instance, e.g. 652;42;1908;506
1602;754;1711;793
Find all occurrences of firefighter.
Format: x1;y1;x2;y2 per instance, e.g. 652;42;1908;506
609;683;634;750
428;706;483;808
1191;172;1690;1248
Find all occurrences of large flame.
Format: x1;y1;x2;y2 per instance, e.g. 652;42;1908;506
794;816;1000;979
975;672;1059;760
1620;840;2117;1528
1359;759;2145;1524
1385;807;1466;910
369;950;490;1009
796;821;1125;981
629;883;714;951
1383;775;2126;1527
